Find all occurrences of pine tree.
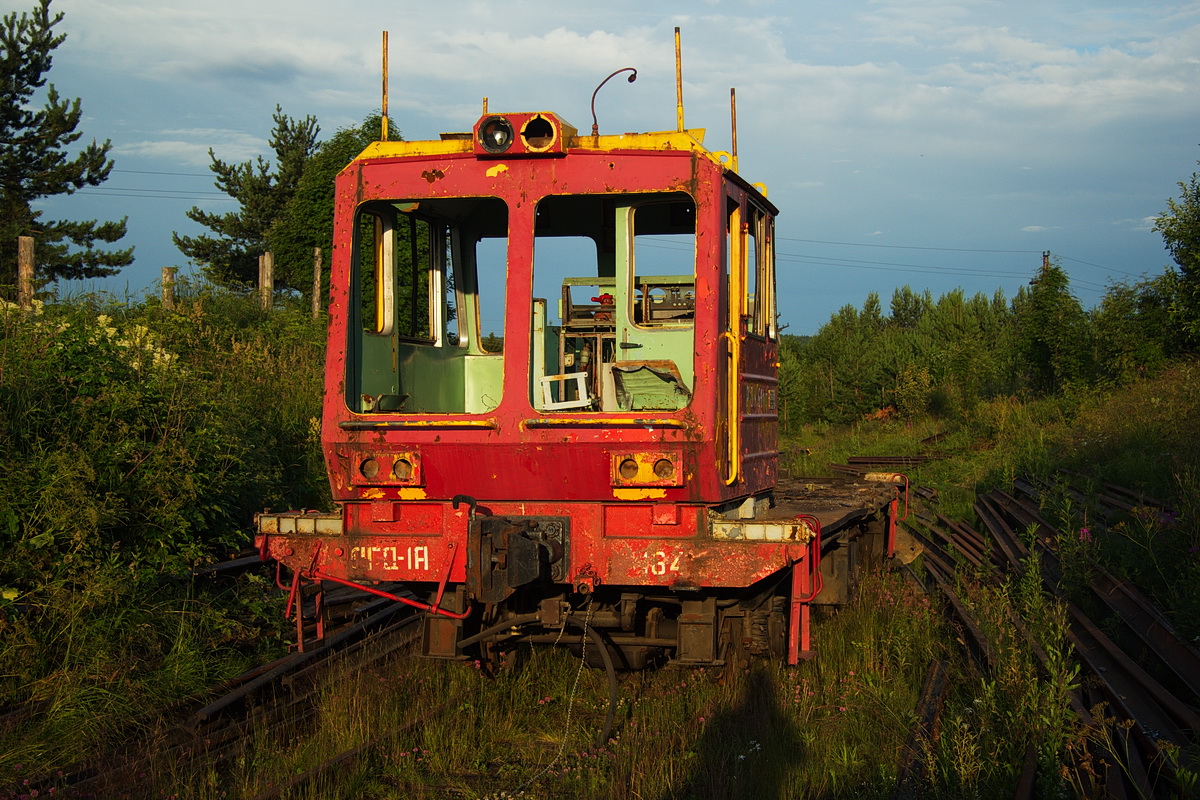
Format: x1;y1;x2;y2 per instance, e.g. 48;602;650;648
173;106;318;289
0;0;132;290
1014;255;1090;393
267;115;391;297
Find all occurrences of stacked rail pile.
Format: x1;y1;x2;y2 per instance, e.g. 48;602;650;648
829;455;933;477
902;479;1200;799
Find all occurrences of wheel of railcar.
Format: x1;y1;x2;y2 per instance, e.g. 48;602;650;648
748;595;788;659
474;602;508;675
719;614;747;671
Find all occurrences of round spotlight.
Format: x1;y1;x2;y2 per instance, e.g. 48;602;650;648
521;114;556;150
653;458;675;480
359;458;380;479
393;458;414;481
619;458;640;480
478;116;514;153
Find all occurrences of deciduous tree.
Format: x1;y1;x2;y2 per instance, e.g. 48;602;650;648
1153;157;1200;348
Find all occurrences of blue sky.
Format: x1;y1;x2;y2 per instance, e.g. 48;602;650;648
24;0;1200;333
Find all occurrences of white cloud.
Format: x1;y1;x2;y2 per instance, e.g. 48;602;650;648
949;27;1081;64
112;129;266;167
1118;216;1161;232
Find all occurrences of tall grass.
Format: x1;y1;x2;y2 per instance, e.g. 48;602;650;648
783;416;944;477
134;570;950;798
784;361;1200;793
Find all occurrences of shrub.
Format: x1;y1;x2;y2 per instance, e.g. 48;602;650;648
0;287;326;589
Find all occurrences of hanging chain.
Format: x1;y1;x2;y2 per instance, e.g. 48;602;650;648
519;594;596;792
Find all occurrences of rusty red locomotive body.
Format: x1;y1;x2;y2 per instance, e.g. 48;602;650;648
256;109;897;667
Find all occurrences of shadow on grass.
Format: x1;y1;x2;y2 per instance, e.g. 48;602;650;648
661;664;801;800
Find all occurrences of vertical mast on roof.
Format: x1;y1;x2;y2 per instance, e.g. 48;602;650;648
675;27;685;132
381;31;389;142
730;88;739;173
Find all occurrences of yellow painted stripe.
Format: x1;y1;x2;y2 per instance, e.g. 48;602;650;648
613;488;668;500
339;419;498;430
523;418;688;429
351;130;714;163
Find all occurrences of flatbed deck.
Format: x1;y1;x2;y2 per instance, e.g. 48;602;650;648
772;476;900;535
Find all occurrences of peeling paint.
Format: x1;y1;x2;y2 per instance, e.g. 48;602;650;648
485;164;509;177
613;488;667;500
399;487;429;500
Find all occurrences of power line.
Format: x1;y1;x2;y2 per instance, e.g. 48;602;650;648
638;235;1112;291
113;168;213;178
90;185;227;196
74;188;232;200
778;252;1109;292
778;236;1040;255
1055;254;1146;280
777;251;1033;279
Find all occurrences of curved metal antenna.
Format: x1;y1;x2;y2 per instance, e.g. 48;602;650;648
590;67;638;136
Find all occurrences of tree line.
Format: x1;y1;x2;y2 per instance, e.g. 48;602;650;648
778;253;1198;428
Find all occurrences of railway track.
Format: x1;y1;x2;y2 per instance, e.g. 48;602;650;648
7;552;632;798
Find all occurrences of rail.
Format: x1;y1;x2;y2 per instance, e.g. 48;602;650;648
906;477;1200;798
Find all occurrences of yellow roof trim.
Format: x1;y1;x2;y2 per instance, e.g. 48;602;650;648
355;139;473;160
350;128;714;165
574;129;707;150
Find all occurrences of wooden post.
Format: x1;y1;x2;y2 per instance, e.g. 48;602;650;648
17;236;34;310
162;266;177;311
258;251;274;311
312;247;322;319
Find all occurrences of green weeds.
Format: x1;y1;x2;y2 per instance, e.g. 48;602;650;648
0;285;321;781
0;287;326;590
918;561;1080;799
135;570;947;799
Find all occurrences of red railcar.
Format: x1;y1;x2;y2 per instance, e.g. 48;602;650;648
256;108;899;668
